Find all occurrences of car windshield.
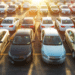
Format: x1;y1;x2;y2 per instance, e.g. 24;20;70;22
23;19;33;24
43;20;53;24
9;6;15;8
44;36;62;45
13;35;31;45
0;5;5;8
41;6;47;9
51;6;58;8
2;20;13;24
31;6;37;9
62;6;68;8
62;20;73;24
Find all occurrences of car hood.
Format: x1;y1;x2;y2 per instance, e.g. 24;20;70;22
42;45;65;56
9;45;31;56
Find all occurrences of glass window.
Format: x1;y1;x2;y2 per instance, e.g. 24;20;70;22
13;35;31;45
62;6;68;8
51;6;58;8
9;6;15;8
43;20;53;24
2;20;13;24
62;20;73;24
23;19;33;24
43;36;62;45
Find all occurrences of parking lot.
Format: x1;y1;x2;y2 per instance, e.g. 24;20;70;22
0;1;75;75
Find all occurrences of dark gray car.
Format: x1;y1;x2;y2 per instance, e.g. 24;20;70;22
8;29;34;64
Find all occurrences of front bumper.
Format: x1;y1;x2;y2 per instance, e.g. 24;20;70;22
9;55;32;64
42;56;66;64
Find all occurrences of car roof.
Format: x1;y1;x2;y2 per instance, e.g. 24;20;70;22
15;29;32;36
4;17;15;20
24;17;33;19
42;17;52;20
42;28;59;36
60;17;70;20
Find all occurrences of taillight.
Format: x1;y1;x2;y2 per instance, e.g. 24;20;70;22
51;26;54;28
61;26;65;28
71;26;74;27
30;25;34;28
9;25;13;27
21;26;24;28
0;25;3;27
41;26;45;28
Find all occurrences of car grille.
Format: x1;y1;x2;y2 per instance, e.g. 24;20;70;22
49;56;60;60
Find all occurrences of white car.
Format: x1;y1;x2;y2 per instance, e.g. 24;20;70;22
29;5;37;14
23;2;30;10
55;17;74;31
7;5;18;14
40;28;66;64
69;5;75;14
59;5;71;14
0;4;8;14
65;28;75;58
0;29;10;53
40;17;55;30
40;5;48;15
0;17;20;32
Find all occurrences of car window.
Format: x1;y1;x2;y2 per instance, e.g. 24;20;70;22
62;20;73;24
0;5;5;8
51;6;58;8
2;20;13;24
0;31;6;41
13;35;31;45
23;19;33;24
43;36;62;45
9;6;15;8
43;20;53;24
61;6;68;8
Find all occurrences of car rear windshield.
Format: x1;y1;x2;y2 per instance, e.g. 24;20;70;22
43;20;53;24
9;6;15;8
62;20;73;24
44;36;62;45
0;5;5;8
41;6;47;9
2;20;13;24
13;35;31;45
23;19;33;24
62;6;68;8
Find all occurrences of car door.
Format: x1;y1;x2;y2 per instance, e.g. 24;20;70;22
67;31;74;51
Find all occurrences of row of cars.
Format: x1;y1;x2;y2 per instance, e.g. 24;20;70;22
0;16;75;64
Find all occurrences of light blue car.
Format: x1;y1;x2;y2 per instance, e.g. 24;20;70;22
40;28;66;64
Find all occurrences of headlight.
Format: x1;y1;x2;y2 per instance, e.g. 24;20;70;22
27;52;31;57
62;53;66;58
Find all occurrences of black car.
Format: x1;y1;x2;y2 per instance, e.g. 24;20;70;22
8;29;34;64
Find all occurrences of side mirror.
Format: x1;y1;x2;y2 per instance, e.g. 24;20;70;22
0;41;3;43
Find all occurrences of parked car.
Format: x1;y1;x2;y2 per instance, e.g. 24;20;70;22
59;5;71;15
55;17;74;31
71;17;75;24
29;4;37;14
66;3;72;7
0;4;8;14
8;29;34;64
23;2;30;10
0;17;20;32
40;28;66;64
7;4;18;14
40;5;48;15
0;29;10;53
40;17;55;30
65;28;75;58
50;5;59;14
21;17;35;32
69;5;75;14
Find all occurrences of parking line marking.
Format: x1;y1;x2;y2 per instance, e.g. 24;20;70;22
0;53;72;56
